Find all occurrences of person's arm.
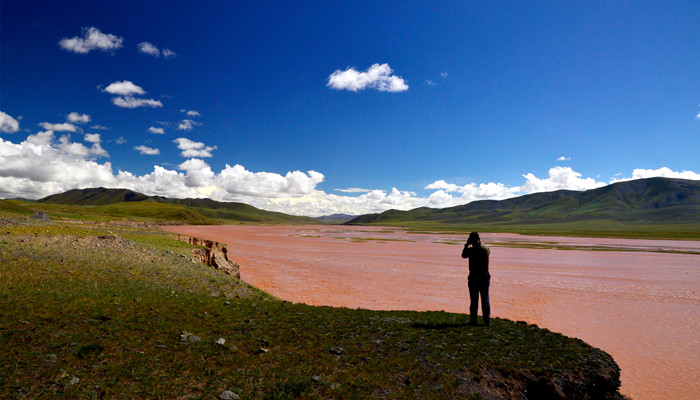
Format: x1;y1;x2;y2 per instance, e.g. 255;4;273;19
462;241;471;258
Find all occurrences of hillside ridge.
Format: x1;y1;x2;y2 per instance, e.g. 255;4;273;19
346;177;700;234
35;187;318;224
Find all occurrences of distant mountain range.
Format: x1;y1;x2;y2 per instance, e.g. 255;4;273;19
27;177;700;236
314;214;358;222
346;177;700;236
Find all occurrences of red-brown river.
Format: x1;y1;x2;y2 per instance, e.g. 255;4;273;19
162;225;700;400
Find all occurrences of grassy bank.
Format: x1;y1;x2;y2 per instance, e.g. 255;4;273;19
0;215;625;399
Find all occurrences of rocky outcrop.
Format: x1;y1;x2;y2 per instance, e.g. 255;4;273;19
177;235;240;279
32;211;50;221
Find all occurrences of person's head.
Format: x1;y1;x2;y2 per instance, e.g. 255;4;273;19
468;232;480;245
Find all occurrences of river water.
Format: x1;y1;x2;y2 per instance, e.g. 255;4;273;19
162;225;700;400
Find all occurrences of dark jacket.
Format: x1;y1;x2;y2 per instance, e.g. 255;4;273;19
462;243;490;281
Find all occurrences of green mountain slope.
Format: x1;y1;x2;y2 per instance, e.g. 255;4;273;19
0;199;33;215
35;187;317;224
38;187;150;205
347;178;700;236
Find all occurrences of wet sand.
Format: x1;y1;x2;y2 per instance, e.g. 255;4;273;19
163;225;700;400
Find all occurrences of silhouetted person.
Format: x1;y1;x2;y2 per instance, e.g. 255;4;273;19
462;232;491;326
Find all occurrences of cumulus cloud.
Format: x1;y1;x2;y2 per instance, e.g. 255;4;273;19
327;63;409;92
84;133;101;143
134;145;160;155
101;81;161;109
557;156;571;162
59;27;123;54
57;133;108;158
0;111;20;133
440;71;448;78
177;119;200;131
619;167;700;181
92;125;108;130
103;80;146;96
519;167;606;193
173;137;217;158
137;42;176;58
67;112;91;124
148;127;165;134
0;130;698;216
179;158;216;187
335;188;373;193
137;42;160;56
112;96;163;109
0;133;328;203
38;122;77;132
181;109;201;117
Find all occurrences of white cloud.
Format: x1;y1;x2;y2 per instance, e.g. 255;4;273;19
179;158;215;187
103;81;146;96
621;167;700;181
177;119;201;131
92;125;109;130
213;165;325;199
89;143;109;158
424;180;461;192
327;63;409;92
134;145;160;155
59;27;123;54
38;122;77;132
84;133;101;143
162;49;176;58
173;137;217;158
181;109;201;117
112;96;163;109
0;111;20;133
83;133;109;157
1;131;698;216
519;166;606;193
425;80;437;86
148;127;165;134
138;42;160;56
55;134;108;158
440;71;448;78
178;120;193;131
115;136;126;145
557;156;571;162
26;131;55;146
67;112;91;124
335;188;373;193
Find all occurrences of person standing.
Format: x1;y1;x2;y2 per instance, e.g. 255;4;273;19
462;232;491;326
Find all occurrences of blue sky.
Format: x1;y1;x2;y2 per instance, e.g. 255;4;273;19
1;1;699;216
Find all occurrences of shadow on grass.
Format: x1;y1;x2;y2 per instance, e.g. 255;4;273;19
411;322;477;330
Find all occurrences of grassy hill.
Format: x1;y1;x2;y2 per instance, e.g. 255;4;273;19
347;177;700;238
37;187;151;205
0;199;33;215
34;188;318;224
0;215;625;399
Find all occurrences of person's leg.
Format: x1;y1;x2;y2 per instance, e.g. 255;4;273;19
480;280;490;326
468;281;479;324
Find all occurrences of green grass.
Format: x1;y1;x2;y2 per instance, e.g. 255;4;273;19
0;217;624;399
365;220;700;240
10;200;215;224
0;200;33;215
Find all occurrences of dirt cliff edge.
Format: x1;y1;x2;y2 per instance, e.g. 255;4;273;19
177;234;241;279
